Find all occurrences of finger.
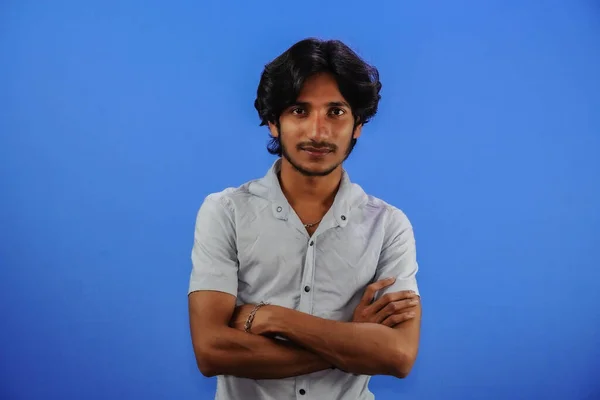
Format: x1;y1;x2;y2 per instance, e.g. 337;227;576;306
381;310;416;327
363;277;396;302
374;298;420;324
365;290;419;316
359;277;396;305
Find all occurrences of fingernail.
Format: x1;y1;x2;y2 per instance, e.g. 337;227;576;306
408;311;415;317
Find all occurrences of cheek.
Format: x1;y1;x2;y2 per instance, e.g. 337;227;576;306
279;120;304;139
333;121;357;141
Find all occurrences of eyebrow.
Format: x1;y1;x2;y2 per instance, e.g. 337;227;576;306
292;101;351;108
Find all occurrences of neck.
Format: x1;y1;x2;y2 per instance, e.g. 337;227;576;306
278;158;343;207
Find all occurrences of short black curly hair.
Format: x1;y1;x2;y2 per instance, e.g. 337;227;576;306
254;38;382;156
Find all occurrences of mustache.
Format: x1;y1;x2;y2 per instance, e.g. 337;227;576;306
297;142;337;151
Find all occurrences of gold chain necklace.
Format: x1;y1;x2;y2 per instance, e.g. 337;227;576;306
304;220;321;228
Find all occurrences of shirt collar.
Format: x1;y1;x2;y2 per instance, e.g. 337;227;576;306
264;159;357;228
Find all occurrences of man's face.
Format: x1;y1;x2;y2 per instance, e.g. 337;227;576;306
269;72;362;177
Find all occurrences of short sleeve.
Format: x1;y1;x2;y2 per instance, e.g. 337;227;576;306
373;208;420;300
188;194;239;297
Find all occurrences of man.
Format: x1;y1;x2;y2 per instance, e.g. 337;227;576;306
188;37;422;400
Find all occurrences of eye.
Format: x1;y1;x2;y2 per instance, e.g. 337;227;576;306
291;107;306;115
330;108;346;116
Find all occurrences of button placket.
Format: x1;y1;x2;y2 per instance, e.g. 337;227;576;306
296;234;320;399
299;236;315;315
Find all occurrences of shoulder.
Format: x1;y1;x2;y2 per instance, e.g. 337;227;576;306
196;176;268;219
361;196;417;260
357;188;414;235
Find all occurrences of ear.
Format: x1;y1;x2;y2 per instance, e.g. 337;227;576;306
353;123;363;139
268;122;279;138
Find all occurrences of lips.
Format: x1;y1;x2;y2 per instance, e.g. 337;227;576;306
301;147;331;155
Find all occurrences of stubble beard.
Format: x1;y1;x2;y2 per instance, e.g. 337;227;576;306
279;131;355;177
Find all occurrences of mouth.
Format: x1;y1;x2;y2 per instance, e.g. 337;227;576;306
301;147;332;157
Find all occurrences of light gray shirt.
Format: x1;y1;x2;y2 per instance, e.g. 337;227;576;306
188;159;420;400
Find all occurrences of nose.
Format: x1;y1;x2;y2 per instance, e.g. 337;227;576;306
307;112;330;141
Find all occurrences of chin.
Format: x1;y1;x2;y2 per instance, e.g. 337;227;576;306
295;162;339;177
282;150;342;177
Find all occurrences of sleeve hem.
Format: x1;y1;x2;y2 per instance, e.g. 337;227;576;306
188;279;238;298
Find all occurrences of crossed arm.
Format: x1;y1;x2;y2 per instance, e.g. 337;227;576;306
188;287;421;379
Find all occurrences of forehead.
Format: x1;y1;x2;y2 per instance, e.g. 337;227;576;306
296;72;347;104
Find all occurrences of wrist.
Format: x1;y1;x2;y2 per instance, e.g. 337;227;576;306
254;305;284;336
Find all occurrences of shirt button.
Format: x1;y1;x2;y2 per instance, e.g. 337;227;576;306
341;215;346;220
309;241;314;246
304;286;311;292
299;389;306;395
276;206;282;212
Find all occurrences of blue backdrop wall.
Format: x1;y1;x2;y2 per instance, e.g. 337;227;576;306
1;1;599;399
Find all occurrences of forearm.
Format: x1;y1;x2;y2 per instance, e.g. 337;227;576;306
196;326;331;379
263;306;406;377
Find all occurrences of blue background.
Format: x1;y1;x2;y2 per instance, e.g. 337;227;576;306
1;1;599;399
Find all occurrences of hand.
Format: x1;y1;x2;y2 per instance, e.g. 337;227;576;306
352;277;420;327
229;304;271;335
